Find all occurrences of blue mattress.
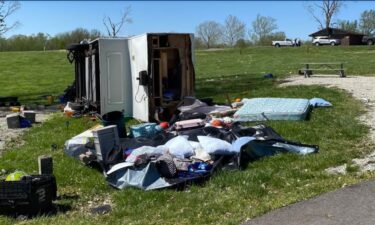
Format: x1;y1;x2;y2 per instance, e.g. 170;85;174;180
234;98;310;122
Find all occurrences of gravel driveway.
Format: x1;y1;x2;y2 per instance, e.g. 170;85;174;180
0;111;50;155
280;75;375;173
280;75;375;139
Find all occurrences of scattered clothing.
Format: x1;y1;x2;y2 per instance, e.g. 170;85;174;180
309;98;332;107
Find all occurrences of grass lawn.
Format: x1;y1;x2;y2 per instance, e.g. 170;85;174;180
0;50;73;104
0;45;375;224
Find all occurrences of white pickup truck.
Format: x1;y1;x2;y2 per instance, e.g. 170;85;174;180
272;38;299;47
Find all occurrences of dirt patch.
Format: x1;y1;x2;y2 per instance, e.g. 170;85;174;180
280;75;375;174
0;111;50;155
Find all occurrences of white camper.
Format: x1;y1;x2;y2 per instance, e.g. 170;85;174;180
67;33;195;122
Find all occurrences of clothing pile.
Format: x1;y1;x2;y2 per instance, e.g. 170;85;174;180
65;112;319;190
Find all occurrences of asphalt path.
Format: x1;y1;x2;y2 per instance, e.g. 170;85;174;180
242;180;375;225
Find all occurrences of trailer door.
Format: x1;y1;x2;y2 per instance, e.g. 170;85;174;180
99;39;132;116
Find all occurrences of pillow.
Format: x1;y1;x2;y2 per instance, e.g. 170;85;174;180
197;136;233;155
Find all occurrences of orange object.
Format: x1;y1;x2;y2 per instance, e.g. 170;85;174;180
211;119;222;127
235;98;241;102
64;111;74;117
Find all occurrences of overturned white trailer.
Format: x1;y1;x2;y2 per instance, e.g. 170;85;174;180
66;33;195;122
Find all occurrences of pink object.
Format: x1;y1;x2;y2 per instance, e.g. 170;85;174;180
174;119;205;131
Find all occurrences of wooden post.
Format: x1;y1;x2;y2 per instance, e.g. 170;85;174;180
38;155;53;175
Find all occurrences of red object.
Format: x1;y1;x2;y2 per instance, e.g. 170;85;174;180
160;122;169;129
211;119;222;127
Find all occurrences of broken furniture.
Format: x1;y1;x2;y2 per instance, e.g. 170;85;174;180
300;63;345;78
66;33;195;122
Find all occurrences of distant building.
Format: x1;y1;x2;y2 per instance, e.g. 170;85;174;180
309;28;365;45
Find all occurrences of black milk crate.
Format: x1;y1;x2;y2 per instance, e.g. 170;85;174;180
0;175;57;215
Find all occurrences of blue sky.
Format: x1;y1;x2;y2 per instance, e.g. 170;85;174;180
4;1;375;40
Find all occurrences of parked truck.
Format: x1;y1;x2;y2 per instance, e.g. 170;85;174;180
272;38;300;47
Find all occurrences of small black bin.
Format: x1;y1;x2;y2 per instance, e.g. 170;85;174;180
102;111;127;138
0;175;57;215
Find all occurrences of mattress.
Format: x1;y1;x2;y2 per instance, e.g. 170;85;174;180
233;98;310;122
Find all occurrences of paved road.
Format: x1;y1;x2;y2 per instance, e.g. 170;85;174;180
242;180;375;225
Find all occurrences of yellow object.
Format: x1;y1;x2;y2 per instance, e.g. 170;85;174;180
47;95;55;104
5;171;27;181
235;98;241;103
10;107;20;112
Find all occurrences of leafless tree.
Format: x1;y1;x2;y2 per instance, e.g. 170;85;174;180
223;15;246;47
103;6;132;37
307;0;344;30
196;21;223;49
250;14;278;45
0;1;21;36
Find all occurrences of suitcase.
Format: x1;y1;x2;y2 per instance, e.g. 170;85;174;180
174;119;205;131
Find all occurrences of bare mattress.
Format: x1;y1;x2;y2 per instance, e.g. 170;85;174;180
233;98;310;122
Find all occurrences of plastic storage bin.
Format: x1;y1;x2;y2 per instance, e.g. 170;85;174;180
0;175;57;215
130;123;159;138
102;111;126;138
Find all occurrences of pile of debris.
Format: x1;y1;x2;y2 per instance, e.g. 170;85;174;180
0;107;46;153
64;97;323;191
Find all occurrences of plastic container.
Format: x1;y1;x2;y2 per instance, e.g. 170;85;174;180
92;125;120;163
22;111;36;123
0;175;57;215
130;123;158;138
6;113;20;129
46;96;55;105
102;111;126;138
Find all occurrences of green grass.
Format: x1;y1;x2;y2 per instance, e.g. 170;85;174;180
0;46;375;104
1;46;375;224
195;45;375;78
0;50;73;104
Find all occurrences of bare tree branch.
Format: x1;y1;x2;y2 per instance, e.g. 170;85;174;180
0;1;21;36
103;5;132;37
307;0;344;30
223;15;246;47
250;14;278;45
195;21;223;49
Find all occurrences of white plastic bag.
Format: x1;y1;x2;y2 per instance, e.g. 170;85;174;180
164;136;194;158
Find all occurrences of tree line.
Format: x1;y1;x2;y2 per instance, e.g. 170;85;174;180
335;10;375;34
195;14;288;49
0;28;102;51
1;1;375;51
